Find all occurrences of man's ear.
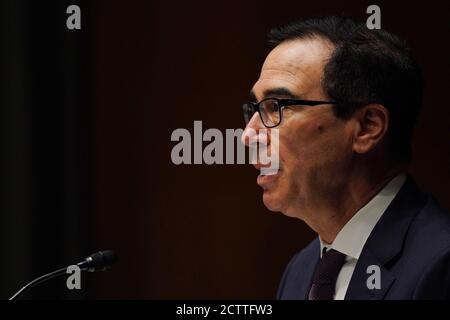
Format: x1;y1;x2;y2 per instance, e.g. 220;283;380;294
353;104;389;155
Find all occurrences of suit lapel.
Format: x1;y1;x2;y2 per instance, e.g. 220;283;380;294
345;247;395;299
299;240;320;299
345;176;427;300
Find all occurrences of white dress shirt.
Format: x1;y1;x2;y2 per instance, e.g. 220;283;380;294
319;173;406;300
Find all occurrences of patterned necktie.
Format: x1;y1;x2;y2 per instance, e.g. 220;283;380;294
308;248;346;300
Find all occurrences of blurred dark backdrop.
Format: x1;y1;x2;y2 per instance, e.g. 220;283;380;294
1;0;449;299
1;0;88;299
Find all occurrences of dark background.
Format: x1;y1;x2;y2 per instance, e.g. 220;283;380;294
1;0;449;299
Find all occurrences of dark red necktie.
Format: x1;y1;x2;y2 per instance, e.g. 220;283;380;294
308;248;346;300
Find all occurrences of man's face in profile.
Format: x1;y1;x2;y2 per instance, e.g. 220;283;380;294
244;38;357;220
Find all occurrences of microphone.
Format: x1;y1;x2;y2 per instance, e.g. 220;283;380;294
9;250;118;300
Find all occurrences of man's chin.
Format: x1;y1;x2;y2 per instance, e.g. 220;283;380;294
262;190;283;212
262;190;298;218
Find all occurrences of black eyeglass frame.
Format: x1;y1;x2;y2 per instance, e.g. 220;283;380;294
243;97;337;128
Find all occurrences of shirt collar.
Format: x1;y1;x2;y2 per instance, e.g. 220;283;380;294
319;173;406;259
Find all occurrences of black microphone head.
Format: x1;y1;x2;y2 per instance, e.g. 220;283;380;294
84;250;118;272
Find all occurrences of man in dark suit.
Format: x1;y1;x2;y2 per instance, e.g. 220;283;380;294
241;16;450;299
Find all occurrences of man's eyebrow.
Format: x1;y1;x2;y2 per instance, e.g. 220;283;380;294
249;87;300;101
265;87;299;99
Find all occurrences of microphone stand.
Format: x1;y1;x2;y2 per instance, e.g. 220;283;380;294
9;266;68;300
8;250;117;300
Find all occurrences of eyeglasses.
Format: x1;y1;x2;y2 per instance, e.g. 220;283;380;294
242;98;337;128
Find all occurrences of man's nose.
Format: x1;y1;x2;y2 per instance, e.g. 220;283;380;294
241;112;270;147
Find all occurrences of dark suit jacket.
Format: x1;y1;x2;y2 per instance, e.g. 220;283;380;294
277;177;450;300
